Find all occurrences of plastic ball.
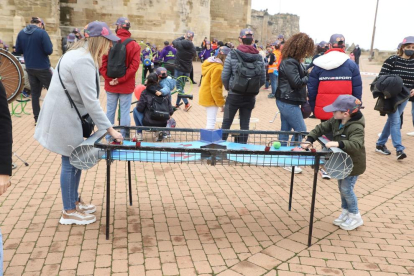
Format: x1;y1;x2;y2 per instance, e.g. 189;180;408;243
273;141;281;149
134;84;145;100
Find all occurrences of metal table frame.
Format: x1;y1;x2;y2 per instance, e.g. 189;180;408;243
94;127;331;246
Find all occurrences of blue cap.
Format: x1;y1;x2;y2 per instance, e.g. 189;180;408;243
114;17;130;28
329;34;345;45
67;33;76;43
239;28;253;38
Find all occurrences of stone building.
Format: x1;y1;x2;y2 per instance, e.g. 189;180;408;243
0;0;299;65
250;9;300;46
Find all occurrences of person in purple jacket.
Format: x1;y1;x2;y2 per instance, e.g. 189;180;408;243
199;41;214;63
159;41;177;62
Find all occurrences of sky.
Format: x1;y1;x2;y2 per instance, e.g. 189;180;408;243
252;0;412;51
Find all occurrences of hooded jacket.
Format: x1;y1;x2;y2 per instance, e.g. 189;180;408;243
136;84;174;127
15;24;53;70
159;45;177;62
307;111;366;176
307;48;362;120
172;37;196;73
199;57;225;107
100;29;141;94
221;45;266;95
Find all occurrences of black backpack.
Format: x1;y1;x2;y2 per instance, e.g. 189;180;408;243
230;50;262;95
106;38;134;78
150;96;171;121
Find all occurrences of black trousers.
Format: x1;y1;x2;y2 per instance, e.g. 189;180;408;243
0;81;12;176
26;68;52;121
221;94;256;144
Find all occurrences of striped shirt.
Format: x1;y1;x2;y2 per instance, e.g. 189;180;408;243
380;55;414;89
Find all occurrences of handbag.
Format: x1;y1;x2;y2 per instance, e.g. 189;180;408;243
57;57;99;138
301;101;312;119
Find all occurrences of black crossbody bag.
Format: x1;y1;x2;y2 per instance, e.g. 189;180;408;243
57;58;99;138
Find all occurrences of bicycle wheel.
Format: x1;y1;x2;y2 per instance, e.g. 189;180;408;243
175;75;194;95
0;49;24;103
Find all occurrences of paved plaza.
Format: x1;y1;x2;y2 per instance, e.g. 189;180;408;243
3;56;414;276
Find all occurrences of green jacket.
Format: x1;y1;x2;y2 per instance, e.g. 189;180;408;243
307;111;366;176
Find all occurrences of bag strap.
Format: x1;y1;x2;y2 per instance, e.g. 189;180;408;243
122;38;134;46
58;57;83;121
232;49;244;64
57;56;100;121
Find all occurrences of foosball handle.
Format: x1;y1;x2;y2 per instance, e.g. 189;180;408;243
136;141;141;148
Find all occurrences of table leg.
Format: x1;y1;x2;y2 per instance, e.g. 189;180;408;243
308;155;320;247
289;166;295;211
106;149;111;240
128;161;132;206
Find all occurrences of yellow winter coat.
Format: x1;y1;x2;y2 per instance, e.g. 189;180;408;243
198;58;225;107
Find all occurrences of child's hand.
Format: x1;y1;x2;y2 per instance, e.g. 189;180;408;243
300;142;312;150
325;141;339;149
155;91;162;96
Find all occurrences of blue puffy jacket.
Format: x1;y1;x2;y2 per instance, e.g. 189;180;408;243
15;25;53;70
307;48;362;120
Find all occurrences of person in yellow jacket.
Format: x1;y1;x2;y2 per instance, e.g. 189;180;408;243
199;46;231;129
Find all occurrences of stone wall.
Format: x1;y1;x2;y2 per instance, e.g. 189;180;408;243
0;0;61;65
210;0;251;45
250;9;300;45
0;1;303;66
60;0;211;50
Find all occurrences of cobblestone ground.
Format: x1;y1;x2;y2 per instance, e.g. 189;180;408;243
3;55;414;276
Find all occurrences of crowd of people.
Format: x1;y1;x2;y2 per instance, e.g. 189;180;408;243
2;16;414;272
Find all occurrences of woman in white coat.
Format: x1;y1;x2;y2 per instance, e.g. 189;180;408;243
35;22;123;225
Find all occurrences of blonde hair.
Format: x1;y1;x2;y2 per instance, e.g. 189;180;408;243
69;36;112;67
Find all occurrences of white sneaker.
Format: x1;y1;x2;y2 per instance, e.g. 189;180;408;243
283;166;302;174
76;201;96;214
136;133;143;141
407;132;414;136
59;210;96;225
333;209;349;226
340;212;363;231
319;168;331;180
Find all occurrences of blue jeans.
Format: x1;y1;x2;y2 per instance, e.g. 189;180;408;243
174;69;189;106
411;101;414;127
276;100;307;145
133;108;144;133
269;73;278;95
106;92;133;127
60;156;81;210
338;176;359;214
377;100;408;151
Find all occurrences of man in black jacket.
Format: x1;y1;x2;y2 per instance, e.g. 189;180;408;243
353;45;362;65
221;29;266;143
172;32;196;111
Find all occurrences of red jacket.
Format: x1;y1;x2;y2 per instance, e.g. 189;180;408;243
100;29;141;94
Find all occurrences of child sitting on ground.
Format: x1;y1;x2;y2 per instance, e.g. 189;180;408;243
301;95;366;231
133;73;174;141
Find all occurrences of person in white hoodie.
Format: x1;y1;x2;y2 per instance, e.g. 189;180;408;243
307;34;363;123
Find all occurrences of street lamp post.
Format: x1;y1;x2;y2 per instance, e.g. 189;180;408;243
369;0;379;61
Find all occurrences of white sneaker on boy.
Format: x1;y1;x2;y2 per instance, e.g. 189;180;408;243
333;209;349;226
340;212;363;231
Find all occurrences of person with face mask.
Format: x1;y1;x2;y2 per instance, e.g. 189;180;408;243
376;36;414;158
